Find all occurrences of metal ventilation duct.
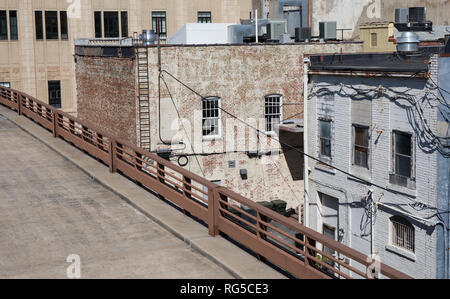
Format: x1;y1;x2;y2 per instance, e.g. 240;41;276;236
228;19;269;44
397;31;420;53
140;30;158;45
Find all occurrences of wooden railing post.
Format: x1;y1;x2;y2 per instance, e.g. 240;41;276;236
157;163;165;183
52;110;58;138
304;236;316;269
208;187;219;236
17;93;22;116
109;139;116;173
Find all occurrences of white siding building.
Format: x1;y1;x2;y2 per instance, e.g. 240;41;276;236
304;52;449;278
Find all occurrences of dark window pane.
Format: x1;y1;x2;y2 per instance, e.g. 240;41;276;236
354;126;369;168
321;138;331;157
395;133;411;156
94;11;102;38
9;11;18;40
35;11;43;40
319;120;332;158
121;11;128;37
319;120;331;139
152;12;166;37
104;12;119;38
395;154;411;177
60;11;68;40
48;81;61;108
0;11;7;40
198;12;211;23
45;11;59;40
355;126;369;147
355;149;368;168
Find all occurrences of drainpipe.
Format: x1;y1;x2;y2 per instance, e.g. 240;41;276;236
255;10;259;44
368;189;376;258
302;57;310;226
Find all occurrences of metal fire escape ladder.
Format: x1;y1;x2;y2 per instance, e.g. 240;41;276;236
136;46;151;151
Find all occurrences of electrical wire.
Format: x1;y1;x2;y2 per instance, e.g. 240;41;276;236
160;69;450;221
160;69;412;195
159;72;206;177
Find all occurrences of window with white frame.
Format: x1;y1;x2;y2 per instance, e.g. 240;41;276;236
319;119;332;159
390;216;415;253
265;95;282;133
0;82;10;88
393;131;413;178
202;97;220;138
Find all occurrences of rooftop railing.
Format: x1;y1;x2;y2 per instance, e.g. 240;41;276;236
0;85;412;279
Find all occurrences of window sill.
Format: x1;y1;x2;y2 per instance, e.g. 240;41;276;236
385;244;416;262
314;162;336;175
202;136;222;142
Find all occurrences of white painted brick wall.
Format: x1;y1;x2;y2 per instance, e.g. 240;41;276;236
306;55;440;278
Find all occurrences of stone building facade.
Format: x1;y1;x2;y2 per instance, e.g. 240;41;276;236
0;0;252;114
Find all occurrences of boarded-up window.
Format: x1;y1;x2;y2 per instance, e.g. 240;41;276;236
351;97;371;126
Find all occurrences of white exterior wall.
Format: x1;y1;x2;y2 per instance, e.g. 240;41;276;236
306;56;440;278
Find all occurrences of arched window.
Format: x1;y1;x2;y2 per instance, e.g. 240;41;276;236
390;216;415;253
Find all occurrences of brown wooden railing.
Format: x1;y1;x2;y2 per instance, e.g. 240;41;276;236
0;86;412;279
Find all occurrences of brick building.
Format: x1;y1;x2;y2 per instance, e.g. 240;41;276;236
74;40;363;211
304;51;450;278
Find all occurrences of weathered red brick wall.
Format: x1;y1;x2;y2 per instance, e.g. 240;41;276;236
75;55;137;144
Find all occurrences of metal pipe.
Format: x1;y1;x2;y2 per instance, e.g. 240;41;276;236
255;9;259;44
303;57;310;226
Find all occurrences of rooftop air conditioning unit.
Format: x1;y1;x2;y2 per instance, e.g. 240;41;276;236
295;27;311;42
267;20;287;41
319;22;337;40
395;8;409;24
409;7;426;23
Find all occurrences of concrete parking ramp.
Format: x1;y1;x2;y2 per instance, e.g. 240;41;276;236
0;107;285;279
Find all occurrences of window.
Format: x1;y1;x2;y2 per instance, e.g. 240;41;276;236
353;125;369;168
35;11;43;40
121;11;128;37
390;216;414;253
48;81;61;108
45;11;59;40
0;82;10;88
198;12;212;23
152;11;167;37
94;11;102;38
323;224;336;259
265;95;282;132
9;11;18;40
60;11;68;40
371;32;377;47
0;11;7;40
202;97;221;138
103;12;119;38
393;131;413;178
319;119;332;158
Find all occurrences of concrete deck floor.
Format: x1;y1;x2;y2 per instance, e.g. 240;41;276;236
0;116;234;279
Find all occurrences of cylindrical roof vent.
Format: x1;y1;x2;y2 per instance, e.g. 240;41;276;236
140;30;157;45
397;31;420;53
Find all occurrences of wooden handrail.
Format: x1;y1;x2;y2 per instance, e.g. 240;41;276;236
0;85;413;279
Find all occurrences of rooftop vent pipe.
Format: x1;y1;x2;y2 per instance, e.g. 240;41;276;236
397;31;420;53
140;30;158;45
